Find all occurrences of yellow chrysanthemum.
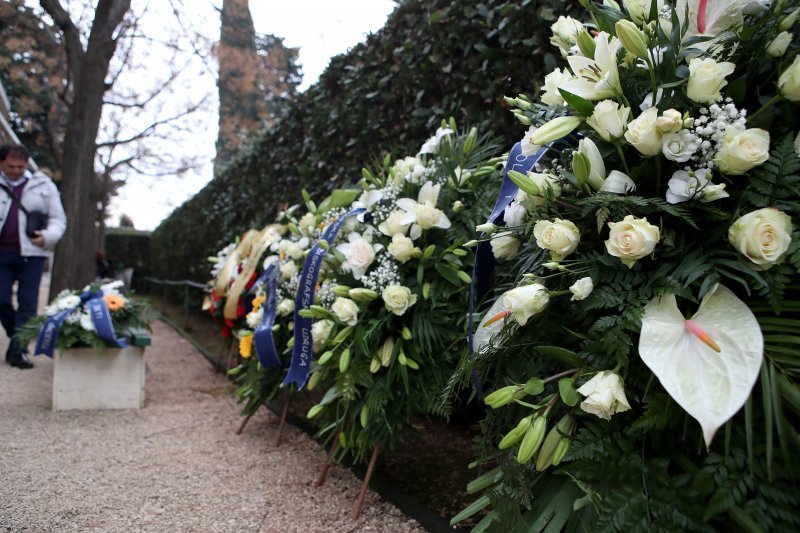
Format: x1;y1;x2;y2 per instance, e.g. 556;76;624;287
103;293;126;311
239;334;254;358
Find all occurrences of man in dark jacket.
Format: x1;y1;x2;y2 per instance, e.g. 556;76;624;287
0;143;67;368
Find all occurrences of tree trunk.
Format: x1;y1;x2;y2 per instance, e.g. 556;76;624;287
41;0;131;296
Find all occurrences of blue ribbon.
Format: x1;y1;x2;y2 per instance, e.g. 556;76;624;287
282;207;366;389
253;264;282;368
467;142;556;392
34;289;128;357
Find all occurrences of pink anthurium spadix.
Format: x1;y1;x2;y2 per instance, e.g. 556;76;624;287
638;284;763;448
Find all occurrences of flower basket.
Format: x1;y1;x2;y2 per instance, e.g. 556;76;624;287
17;280;156;410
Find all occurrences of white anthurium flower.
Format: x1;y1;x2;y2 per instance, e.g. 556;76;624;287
600;170;636;194
562;32;623;100
418;127;454;155
638;284;764;447
396;181;451;236
676;0;744;50
335;232;381;280
472;297;511;354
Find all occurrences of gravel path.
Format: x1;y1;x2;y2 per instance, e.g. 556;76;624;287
0;277;423;532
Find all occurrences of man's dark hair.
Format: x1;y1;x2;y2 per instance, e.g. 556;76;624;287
0;143;29;162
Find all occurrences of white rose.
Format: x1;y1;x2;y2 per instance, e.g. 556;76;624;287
378;211;410;237
527;172;562;205
600;170;636;194
569;277;594;301
388;233;414;263
778;55;800;101
533;218;580;260
280;260;297;280
713;127;770;175
491;235;522;261
728;208;793;269
331;297;359;326
578;138;606;190
624;0;664;25
661;129;700;163
501;284;550;326
767;31;792;57
624;107;662;156
541;68;575;106
503;201;527;227
587;100;630;142
686;57;736;104
336;233;377;280
550;16;584;52
576;371;631;420
655;109;683;134
382;285;417;316
276;298;294;317
605;215;660;268
311;320;334;352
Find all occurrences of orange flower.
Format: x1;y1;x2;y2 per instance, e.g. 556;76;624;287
103;293;126;311
239;334;254;358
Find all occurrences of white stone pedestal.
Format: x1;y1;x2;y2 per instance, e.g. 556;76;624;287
52;347;145;410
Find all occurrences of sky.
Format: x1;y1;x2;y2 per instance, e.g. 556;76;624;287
106;0;396;231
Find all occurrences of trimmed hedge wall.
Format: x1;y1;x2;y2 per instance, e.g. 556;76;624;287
105;227;151;285
151;0;576;282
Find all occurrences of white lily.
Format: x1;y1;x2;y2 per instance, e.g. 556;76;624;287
396;181;451;240
561;32;623;100
638;284;763;447
418;127;454;155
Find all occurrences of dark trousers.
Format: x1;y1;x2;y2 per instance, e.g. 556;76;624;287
0;252;45;355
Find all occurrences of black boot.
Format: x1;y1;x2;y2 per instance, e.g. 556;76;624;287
6;340;33;369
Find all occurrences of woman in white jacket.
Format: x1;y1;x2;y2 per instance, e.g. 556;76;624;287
0;143;66;369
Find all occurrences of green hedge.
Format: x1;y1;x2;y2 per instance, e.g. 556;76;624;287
150;0;576;282
105;227;151;284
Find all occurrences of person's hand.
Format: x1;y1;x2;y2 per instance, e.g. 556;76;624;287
30;231;45;247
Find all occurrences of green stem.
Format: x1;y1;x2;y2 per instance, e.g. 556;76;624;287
748;94;782;124
613;141;631;174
